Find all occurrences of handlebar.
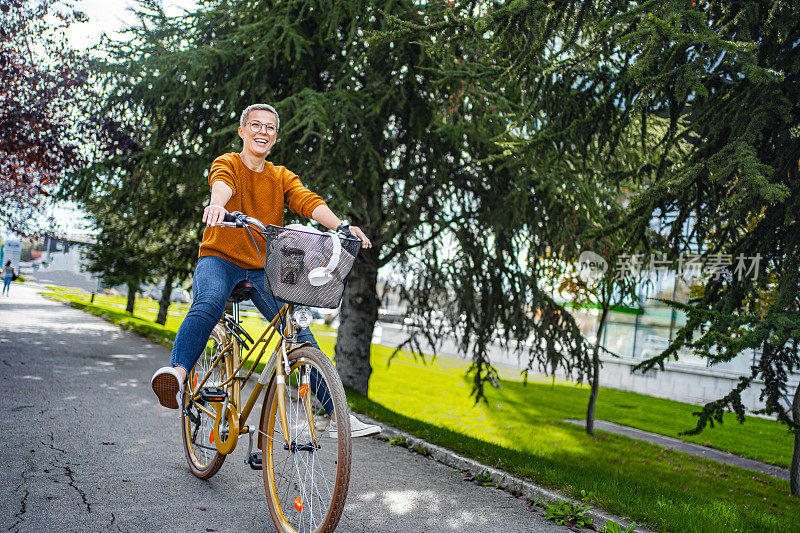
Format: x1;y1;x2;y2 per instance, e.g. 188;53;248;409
216;212;268;232
216;211;357;240
215;211;360;290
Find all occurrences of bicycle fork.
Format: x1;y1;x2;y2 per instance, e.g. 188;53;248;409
275;339;319;448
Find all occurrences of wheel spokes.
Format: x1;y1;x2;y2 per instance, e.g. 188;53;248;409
186;336;224;468
268;362;338;533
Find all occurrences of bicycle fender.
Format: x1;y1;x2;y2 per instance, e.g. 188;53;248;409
287;341;313;354
210;322;228;346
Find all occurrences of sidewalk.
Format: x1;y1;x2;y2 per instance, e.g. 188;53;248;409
564;419;789;480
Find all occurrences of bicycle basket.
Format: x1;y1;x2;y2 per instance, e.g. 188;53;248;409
264;225;361;308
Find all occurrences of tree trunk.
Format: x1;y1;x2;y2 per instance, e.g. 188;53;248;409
586;304;610;436
125;282;137;314
335;248;379;396
791;380;800;496
156;271;174;326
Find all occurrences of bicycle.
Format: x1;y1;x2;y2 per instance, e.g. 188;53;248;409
180;211;361;533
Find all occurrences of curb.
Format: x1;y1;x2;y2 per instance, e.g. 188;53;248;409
358;413;656;533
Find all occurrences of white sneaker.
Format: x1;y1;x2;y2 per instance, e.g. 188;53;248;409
151;366;184;409
329;414;381;439
315;417;332;432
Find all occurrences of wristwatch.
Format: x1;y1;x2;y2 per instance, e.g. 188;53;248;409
336;220;350;233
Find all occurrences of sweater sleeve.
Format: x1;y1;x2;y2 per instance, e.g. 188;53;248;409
282;167;326;218
208;154;237;196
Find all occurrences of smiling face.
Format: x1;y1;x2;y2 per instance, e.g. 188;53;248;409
238;109;278;159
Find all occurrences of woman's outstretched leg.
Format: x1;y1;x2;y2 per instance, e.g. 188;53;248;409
152;256;241;408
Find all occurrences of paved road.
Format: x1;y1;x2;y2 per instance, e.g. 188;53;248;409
0;284;567;533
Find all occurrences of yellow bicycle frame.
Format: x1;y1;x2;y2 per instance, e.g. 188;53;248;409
188;302;318;455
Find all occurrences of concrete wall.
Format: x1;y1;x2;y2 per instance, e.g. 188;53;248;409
598;355;795;413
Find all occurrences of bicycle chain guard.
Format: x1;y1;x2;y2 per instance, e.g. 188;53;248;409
212;400;239;455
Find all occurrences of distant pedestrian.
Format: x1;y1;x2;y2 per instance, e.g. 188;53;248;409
1;261;14;296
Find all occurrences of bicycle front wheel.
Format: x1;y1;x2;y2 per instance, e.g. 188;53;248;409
261;346;351;533
181;324;228;479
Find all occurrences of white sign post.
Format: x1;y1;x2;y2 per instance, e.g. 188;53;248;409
2;241;22;269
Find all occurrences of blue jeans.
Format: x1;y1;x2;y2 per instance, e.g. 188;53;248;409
171;255;333;414
2;277;11;294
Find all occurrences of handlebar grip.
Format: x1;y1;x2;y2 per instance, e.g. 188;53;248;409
223;213;237;223
338;228;356;240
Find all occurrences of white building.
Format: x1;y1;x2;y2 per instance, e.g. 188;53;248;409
25;235;99;292
568;268;795;414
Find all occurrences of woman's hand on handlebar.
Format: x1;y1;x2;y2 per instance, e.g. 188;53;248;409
203;204;228;226
349;226;372;249
205;181;233;225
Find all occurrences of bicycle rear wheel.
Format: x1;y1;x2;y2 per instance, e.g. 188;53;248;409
261;346;351;533
182;324;228;479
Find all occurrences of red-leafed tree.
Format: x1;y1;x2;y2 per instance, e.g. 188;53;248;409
0;0;87;235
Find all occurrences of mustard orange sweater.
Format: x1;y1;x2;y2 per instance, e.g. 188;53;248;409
198;153;327;269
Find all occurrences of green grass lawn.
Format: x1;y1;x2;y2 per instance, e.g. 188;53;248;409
42;287;799;533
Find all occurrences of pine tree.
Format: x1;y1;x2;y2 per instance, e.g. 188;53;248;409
81;205;152;314
66;111;200;324
391;0;800;492
379;1;664;399
615;0;800;495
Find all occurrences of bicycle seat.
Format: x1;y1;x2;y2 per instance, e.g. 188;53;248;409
228;280;254;303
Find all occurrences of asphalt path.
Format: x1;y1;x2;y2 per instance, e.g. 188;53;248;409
0;283;568;533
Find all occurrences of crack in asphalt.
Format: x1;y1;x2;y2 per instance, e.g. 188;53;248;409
9;467;32;532
41;429;92;516
43;432;67;455
64;465;92;514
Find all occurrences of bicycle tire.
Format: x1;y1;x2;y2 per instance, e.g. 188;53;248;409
181;323;228;479
261;346;351;533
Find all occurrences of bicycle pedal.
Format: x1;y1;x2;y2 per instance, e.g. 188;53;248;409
199;386;228;402
247;452;262;470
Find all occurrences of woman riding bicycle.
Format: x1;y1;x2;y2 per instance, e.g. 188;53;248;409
151;103;380;438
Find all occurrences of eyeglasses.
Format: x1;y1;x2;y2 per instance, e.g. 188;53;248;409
247;120;277;135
